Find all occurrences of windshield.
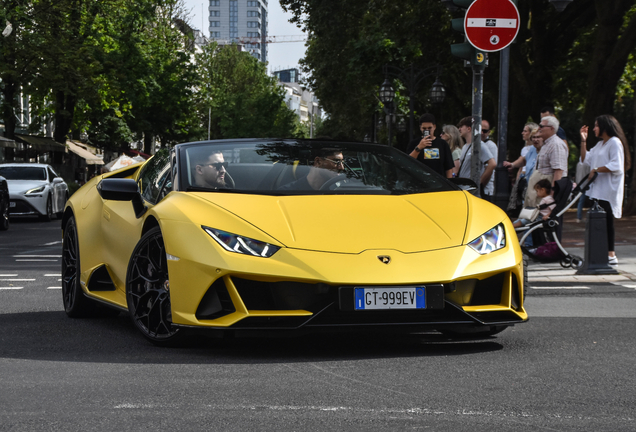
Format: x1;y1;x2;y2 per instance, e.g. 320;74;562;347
176;140;455;195
0;166;47;181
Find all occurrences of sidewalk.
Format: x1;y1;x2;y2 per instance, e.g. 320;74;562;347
526;209;636;282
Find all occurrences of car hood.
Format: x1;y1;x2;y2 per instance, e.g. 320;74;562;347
195;192;470;254
7;180;47;194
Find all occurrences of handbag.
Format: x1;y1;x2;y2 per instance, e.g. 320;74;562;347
518;206;539;221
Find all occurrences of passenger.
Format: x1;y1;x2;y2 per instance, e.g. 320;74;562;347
513;179;556;228
278;147;345;190
192;149;228;189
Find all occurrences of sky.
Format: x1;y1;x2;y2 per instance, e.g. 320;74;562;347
181;0;308;74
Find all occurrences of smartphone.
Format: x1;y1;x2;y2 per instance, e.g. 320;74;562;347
423;130;430;137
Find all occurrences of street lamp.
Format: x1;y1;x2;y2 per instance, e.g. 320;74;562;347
429;78;446;106
378;79;396;146
383;64;445;144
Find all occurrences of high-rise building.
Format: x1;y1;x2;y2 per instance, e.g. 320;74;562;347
208;0;268;62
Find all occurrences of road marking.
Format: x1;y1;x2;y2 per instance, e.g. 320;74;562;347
0;287;23;290
530;286;590;290
0;279;35;281
44;274;61;277
15;259;58;262
42;241;62;246
47;287;61;290
13;255;62;258
0;274;18;277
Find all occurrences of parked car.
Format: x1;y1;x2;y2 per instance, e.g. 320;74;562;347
0;163;69;221
61;139;527;346
0;175;9;230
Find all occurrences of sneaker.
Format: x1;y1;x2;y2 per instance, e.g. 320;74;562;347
608;256;618;265
575;218;583;223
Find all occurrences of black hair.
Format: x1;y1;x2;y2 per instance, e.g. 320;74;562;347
456;116;472;129
540;105;555;115
595;114;632;171
534;179;552;193
418;113;436;125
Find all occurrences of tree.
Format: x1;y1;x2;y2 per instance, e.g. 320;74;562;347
192;43;299;140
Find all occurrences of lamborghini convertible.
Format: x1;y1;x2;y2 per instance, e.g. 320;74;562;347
61;139;527;345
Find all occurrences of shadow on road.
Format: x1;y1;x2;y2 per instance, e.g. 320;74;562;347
0;311;504;364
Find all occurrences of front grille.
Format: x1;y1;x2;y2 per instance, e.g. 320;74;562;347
469;273;505;306
9;199;37;215
232;277;333;312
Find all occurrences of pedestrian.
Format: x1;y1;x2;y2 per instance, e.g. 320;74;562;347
456;116;496;195
481;120;498;200
440;125;463;177
504;123;539;214
406;114;454;178
526;115;568;207
580;115;632;266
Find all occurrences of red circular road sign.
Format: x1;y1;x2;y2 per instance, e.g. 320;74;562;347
465;0;520;52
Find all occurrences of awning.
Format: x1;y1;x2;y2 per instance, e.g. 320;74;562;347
0;136;17;149
66;141;104;165
15;134;67;152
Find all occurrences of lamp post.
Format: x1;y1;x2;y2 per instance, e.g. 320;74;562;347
378;78;396;146
383;64;445;144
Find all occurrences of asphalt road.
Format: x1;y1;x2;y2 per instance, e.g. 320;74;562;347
1;218;635;431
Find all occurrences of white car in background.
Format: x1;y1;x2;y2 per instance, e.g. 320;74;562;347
0;163;69;221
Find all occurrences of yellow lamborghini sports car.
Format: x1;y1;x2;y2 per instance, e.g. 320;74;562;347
61;139;527;345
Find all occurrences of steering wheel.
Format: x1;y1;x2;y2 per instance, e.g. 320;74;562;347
224;172;235;189
319;174;348;191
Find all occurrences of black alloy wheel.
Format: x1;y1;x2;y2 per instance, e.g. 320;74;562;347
62;216;96;317
40;195;53;221
0;199;9;231
126;227;181;345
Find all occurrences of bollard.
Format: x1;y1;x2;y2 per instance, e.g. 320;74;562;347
576;201;618;275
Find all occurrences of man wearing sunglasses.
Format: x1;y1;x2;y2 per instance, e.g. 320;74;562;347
194;151;228;189
279;147;345;190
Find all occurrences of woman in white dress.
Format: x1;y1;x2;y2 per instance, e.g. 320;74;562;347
580;115;632;265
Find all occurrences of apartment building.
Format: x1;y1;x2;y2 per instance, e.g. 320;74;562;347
208;0;268;62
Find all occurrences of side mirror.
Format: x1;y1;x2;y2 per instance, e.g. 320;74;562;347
97;178;147;218
52;177;64;183
449;177;478;192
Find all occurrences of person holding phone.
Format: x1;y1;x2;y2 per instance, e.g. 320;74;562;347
406;113;454;178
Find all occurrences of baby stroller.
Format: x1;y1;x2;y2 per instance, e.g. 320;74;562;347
516;172;598;269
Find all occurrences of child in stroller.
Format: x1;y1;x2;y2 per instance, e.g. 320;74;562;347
513;179;556;228
515;173;597;268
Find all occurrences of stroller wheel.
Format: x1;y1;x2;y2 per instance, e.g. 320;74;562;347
571;256;584;269
560;256;572;268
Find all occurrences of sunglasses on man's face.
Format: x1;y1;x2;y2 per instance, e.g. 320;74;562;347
323;157;344;166
201;162;228;170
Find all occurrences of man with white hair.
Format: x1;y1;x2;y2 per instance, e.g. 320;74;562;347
525;115;569;208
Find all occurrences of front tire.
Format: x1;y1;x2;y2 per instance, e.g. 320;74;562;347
126;227;182;346
0;199;9;231
62;216;97;317
40;195;53;221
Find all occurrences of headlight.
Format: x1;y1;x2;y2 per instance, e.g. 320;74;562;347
25;185;46;195
203;226;280;258
468;223;506;255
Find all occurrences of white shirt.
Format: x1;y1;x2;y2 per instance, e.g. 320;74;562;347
520;144;531;174
482;139;497;195
584;136;625;218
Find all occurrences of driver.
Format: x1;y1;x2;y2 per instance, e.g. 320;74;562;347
192;150;227;189
279;148;345;190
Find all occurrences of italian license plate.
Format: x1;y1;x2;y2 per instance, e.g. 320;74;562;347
9;202;15;207
354;286;425;310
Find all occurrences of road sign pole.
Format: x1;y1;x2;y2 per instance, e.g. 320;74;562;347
494;46;510;210
470;64;484;196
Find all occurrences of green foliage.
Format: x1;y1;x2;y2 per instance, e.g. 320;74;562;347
192;43;299;140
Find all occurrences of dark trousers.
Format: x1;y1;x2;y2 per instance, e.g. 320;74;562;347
597;199;615;252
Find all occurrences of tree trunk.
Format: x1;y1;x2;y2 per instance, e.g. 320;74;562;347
583;0;636;127
624;96;636;215
1;78;17;139
53;91;76;143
